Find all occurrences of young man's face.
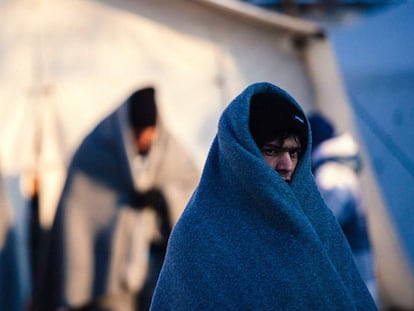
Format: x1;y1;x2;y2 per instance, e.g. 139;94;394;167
260;135;302;183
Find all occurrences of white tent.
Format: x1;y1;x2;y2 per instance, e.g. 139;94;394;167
0;0;337;228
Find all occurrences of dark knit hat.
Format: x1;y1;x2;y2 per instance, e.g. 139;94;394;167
249;92;307;150
128;87;157;131
308;113;334;149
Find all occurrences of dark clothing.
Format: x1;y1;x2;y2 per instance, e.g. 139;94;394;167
0;175;31;311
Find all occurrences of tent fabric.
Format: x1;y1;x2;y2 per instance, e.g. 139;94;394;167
150;82;376;310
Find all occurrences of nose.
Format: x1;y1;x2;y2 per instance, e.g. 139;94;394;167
275;152;294;172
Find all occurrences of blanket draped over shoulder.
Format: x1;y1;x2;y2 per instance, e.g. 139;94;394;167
35;99;199;310
151;82;377;310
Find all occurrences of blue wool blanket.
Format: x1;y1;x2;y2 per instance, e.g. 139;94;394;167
151;82;376;310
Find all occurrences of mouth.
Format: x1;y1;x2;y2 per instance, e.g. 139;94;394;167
276;170;292;183
280;175;291;183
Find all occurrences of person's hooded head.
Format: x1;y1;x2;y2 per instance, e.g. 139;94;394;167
249;92;308;151
249;92;308;182
128;87;158;155
308;113;362;173
308;113;335;150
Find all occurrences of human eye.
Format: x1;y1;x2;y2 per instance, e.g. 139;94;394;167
289;148;301;158
261;148;275;156
261;146;282;156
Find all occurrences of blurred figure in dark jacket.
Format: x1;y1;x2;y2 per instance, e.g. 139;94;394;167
0;168;32;311
309;112;377;303
34;87;199;311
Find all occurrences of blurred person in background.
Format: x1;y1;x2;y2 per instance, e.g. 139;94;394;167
0;166;32;311
33;87;200;311
309;113;377;304
150;82;376;310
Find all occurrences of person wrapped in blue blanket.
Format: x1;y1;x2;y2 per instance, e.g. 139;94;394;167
150;82;377;310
